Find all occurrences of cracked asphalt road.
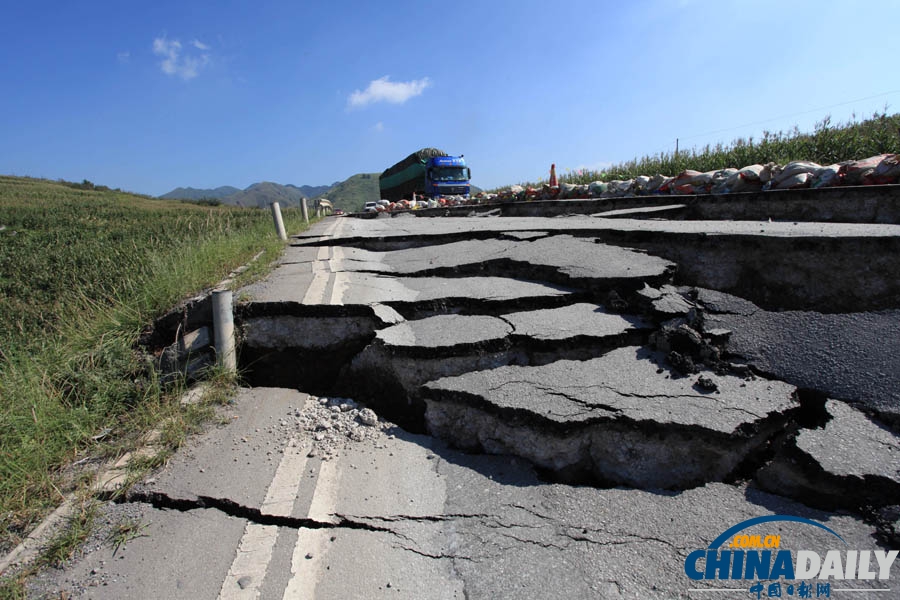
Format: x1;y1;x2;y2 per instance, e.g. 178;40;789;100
27;215;900;599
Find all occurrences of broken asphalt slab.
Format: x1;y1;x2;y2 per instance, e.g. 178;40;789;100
636;284;696;318
423;346;798;489
367;304;650;350
244;271;576;309
757;399;900;511
502;302;652;340
696;288;900;427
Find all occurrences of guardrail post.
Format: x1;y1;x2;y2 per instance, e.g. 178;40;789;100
212;289;236;373
271;202;287;241
301;198;309;224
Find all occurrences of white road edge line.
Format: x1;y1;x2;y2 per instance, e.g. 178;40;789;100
328;246;346;305
281;458;343;599
301;216;345;305
301;246;331;305
218;399;312;600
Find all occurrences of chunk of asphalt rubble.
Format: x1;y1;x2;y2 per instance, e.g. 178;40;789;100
671;323;703;352
636;284;695;317
696;375;718;392
704;328;732;343
652;319;725;374
358;408;378;427
237;576;252;590
606;290;628;312
668;351;697;375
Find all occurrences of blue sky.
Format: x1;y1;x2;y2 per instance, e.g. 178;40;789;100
1;0;899;196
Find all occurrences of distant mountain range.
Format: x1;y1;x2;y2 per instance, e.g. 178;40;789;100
159;181;335;208
226;182;334;209
160;175;482;213
160;186;242;201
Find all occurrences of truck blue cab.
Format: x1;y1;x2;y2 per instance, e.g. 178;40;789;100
379;148;471;203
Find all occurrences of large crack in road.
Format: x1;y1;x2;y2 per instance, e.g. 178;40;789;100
233;220;900;517
102;489;494;539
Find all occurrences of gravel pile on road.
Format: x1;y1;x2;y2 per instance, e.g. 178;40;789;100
293;396;395;461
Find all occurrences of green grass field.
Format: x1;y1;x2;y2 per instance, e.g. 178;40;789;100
0;176;314;557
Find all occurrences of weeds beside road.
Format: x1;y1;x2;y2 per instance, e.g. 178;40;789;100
0;176;313;564
521;111;900;187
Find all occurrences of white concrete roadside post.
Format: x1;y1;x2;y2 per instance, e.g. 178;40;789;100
212;289;236;373
271;201;287;241
301;197;309;224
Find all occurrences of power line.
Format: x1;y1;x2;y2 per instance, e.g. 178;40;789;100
636;90;900;155
679;89;900;143
606;89;900;169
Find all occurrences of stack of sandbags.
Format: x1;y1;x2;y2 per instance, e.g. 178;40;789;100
767;161;823;190
482;154;899;206
840;154;899;185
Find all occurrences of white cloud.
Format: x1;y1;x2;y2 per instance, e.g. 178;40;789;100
348;76;430;108
373;122;385;132
153;36;210;81
153;37;179;74
191;39;210;50
117;51;130;64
